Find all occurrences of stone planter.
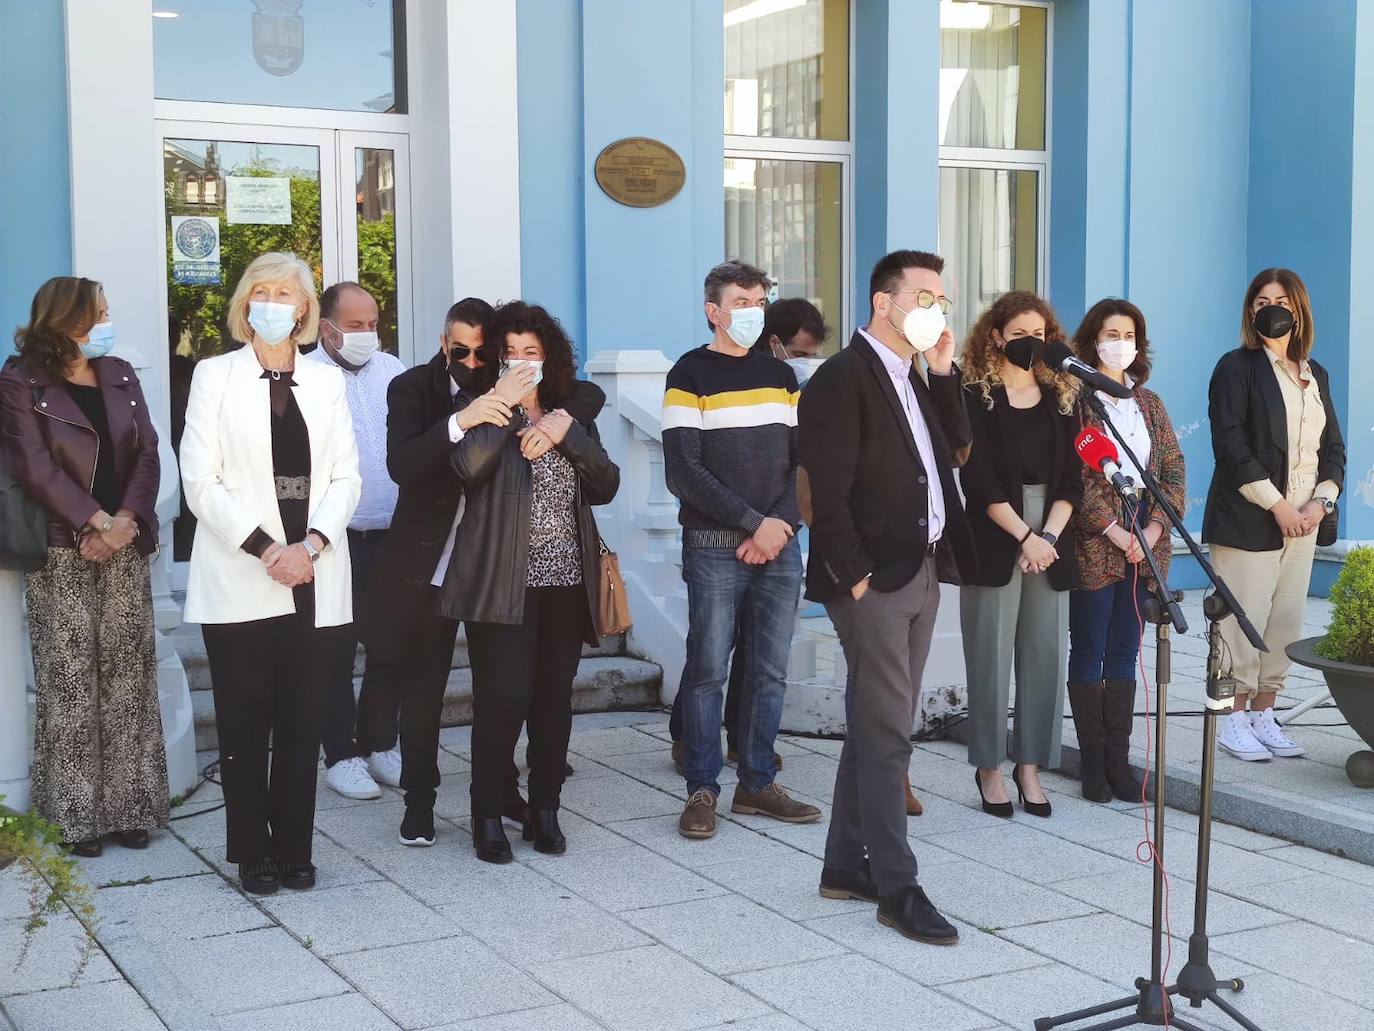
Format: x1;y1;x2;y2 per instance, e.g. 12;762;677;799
1287;636;1374;787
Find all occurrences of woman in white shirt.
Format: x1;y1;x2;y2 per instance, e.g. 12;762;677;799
1068;299;1185;802
179;252;361;895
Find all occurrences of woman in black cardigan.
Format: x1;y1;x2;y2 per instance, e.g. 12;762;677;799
1203;268;1345;762
436;301;620;863
958;292;1082;818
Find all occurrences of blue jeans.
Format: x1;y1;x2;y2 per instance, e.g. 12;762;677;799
1069;576;1146;682
677;538;802;795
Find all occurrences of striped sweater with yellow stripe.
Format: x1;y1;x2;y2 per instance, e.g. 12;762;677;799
662;345;800;545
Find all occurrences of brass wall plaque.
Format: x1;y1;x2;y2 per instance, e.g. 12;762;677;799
594;137;686;208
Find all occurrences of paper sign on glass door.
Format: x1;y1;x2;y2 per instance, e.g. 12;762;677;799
226;176;293;225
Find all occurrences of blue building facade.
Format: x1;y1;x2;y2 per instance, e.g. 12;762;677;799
2;0;1371;588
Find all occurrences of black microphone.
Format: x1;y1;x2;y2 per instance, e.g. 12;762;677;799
1042;340;1133;399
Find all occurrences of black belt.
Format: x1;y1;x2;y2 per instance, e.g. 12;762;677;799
348;527;389;540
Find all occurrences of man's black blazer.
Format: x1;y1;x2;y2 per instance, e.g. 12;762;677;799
1202;346;1345;553
799;330;976;602
361;350;605;655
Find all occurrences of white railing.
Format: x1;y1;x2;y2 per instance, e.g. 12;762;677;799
588;350;968;736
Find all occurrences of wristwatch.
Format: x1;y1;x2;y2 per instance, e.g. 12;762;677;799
1316;497;1336;515
1040;530;1059;547
301;539;321;563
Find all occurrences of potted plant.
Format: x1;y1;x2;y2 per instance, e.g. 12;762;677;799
1287;546;1374;787
0;797;98;969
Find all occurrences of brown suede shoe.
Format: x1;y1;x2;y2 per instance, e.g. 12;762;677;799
678;789;718;839
905;775;924;817
731;783;821;823
725;749;784;771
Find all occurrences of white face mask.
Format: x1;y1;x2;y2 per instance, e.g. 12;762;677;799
1097;339;1137;371
786;357;824;387
890;300;946;353
335;329;380;366
722;305;765;349
502;358;544;388
247;301;297;346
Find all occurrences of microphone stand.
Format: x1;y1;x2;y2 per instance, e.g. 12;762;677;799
1036;390;1266;1031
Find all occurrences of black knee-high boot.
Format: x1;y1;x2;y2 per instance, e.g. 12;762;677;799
1103;679;1143;801
1067;682;1112;803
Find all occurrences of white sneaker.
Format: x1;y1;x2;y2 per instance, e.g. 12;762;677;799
1248;708;1305;758
326;756;382;799
1217;711;1272;761
367;747;403;787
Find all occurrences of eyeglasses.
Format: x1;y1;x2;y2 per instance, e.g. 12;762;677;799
892;288;952;315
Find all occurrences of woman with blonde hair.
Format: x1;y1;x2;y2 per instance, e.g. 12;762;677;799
1203;268;1345;761
958;291;1081;818
0;277;167;856
180;252;360;894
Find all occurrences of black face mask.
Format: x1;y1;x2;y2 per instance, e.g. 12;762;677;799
1003;336;1043;372
1254;304;1295;340
447;353;477;389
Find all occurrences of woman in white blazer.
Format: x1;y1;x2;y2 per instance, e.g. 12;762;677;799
180;252;361;896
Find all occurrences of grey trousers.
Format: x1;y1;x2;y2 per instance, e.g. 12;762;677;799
823;560;939;897
960;486;1068;771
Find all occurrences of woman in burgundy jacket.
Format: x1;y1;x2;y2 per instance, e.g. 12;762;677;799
0;277;168;856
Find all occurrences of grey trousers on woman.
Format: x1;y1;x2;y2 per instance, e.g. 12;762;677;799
960;485;1069;770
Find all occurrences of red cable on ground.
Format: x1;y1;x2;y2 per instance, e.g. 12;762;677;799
1128;504;1173;1025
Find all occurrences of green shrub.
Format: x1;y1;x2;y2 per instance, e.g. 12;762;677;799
0;798;98;972
1318;547;1374;667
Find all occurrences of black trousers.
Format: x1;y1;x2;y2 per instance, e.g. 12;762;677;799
467;586;585;819
202;610;347;865
388;588;461;809
321;528;404;766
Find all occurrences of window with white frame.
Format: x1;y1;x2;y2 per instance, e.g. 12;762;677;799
938;0;1050;338
724;0;851;354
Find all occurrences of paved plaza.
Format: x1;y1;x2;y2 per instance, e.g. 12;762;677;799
5;702;1374;1030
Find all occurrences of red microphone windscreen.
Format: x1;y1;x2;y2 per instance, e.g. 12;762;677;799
1074;427;1119;471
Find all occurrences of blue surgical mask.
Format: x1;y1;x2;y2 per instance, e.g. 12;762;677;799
786;357;824;387
503;358;544;388
724;305;765;349
80;321;116;360
247;301;297;346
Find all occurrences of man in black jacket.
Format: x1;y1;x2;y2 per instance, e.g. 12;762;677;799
800;250;975;946
362;300;606;847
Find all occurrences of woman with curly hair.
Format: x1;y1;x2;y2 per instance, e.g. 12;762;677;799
957;291;1081;818
437;301;620;862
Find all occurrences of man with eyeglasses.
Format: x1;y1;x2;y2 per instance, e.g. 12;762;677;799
800;249;977;946
663;260;821;840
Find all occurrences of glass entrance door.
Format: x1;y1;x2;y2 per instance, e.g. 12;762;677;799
158;121;411;564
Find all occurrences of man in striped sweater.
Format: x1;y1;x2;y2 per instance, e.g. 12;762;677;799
663;260;821;840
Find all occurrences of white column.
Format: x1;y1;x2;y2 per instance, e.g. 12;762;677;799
0;572;30;811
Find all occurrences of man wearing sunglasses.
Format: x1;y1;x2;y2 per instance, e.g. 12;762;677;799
801;249;976;946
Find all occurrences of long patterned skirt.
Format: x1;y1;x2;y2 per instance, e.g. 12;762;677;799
25;545;169;842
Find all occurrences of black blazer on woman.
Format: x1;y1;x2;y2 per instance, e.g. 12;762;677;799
1202;346;1345;553
436;392;620;646
958;385;1083;591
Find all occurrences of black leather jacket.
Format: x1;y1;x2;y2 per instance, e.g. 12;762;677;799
435;400;620;645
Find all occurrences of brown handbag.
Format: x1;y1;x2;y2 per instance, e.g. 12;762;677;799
597;537;632;637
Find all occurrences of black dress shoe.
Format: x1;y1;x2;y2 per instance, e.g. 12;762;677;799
278;861;316;890
974;770;1013;818
116;829;150;850
399;805;436;847
1011;766;1052;818
238;858;280;896
64;839;103;858
473;817;513;864
877;885;959;945
819;858;880;903
521;807;566;855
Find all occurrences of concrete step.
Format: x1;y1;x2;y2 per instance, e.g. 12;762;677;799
170;621;626;696
192;654;662;752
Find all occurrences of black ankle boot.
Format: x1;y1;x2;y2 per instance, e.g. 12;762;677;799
522;807;566;855
238;858;280;895
1067;681;1112;803
1103;679;1144;801
473;817;513;864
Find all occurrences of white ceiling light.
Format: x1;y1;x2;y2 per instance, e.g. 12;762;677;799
940;1;992;32
152;10;180;18
725;0;807;30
